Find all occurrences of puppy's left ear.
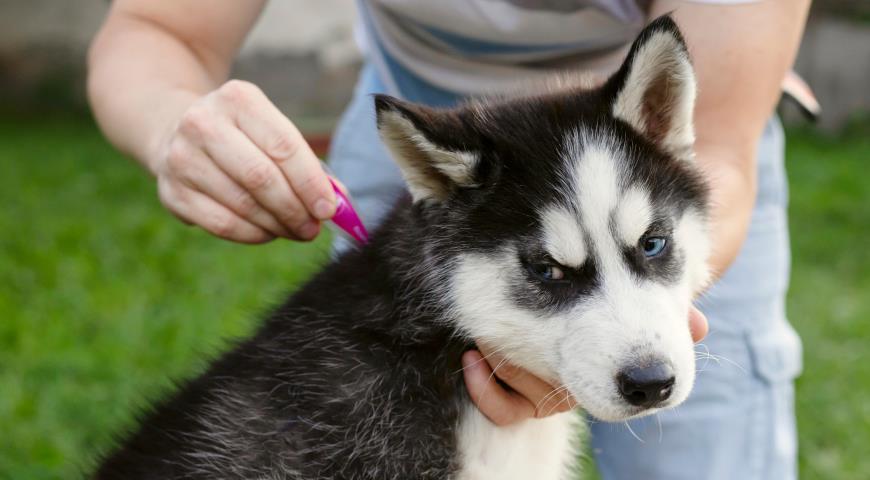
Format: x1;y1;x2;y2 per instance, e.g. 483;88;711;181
375;95;481;204
606;15;697;161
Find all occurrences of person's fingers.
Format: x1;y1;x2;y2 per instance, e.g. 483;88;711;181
188;119;321;240
481;348;577;419
158;179;274;244
462;350;535;426
689;305;709;343
166;138;295;239
229;83;336;220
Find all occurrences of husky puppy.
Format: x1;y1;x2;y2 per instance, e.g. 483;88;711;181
96;16;710;480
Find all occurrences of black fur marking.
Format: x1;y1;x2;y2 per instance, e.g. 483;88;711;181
96;201;475;479
512;241;601;313
618;218;684;285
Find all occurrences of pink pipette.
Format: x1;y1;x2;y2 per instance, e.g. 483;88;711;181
328;178;369;245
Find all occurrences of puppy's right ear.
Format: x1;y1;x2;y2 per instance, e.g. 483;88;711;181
605;15;697;161
374;95;481;204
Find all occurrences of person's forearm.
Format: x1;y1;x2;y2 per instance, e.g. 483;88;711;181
645;0;810;282
88;1;339;244
695;142;758;279
87;14;228;174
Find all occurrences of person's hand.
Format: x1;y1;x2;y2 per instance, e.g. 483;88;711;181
462;346;578;426
462;305;709;426
153;80;337;243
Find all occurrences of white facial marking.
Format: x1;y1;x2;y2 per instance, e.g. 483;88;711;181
572;137;620;247
569;132;629;280
615;185;653;247
541;207;586;268
675;208;711;293
450;248;564;383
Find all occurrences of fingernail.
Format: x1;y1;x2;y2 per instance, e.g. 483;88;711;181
298;221;320;239
461;351;481;371
313;198;334;219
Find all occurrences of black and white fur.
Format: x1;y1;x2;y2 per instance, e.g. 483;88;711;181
96;17;710;480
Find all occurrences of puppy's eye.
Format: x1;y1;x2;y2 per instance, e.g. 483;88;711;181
641;236;668;258
528;263;565;282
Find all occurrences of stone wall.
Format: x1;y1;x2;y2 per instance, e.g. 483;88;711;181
0;0;361;129
791;16;870;130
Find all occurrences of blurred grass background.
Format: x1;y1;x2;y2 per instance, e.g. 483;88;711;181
0;115;868;479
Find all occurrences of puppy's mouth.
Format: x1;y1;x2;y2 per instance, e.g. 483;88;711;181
619;403;670;420
582;401;668;423
566;376;686;423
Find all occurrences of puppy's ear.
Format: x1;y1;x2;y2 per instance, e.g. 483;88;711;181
606;16;696;161
375;95;480;203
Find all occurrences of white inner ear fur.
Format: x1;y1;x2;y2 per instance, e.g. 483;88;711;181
612;31;697;161
377;110;479;202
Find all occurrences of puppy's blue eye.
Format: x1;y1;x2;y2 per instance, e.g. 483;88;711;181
529;263;565;282
642;236;668;258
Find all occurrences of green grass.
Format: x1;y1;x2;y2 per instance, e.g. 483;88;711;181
0;115;332;478
1;115;868;479
786;124;870;479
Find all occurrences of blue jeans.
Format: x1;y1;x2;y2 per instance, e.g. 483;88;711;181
329;64;802;479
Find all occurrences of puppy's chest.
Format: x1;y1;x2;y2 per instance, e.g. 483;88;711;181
453;406;578;480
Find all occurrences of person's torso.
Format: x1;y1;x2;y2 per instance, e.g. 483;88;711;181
359;0;650;95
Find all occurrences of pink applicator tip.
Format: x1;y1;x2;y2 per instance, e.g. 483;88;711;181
328;178;369;245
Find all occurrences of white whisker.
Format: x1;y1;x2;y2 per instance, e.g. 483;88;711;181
655;413;663;443
694;343;746;373
624;421;645;443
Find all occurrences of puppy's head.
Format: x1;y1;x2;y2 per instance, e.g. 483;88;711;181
375;16;709;421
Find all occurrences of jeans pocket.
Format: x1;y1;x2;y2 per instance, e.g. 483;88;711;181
744;321;801;479
746;321;803;384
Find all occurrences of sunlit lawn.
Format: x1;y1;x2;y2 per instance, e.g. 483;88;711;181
1;115;867;479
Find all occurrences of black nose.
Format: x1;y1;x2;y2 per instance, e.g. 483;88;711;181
617;362;675;408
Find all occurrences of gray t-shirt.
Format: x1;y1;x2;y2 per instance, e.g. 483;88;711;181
358;0;755;95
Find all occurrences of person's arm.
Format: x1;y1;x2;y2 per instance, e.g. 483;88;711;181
466;0;811;426
650;0;811;275
88;0;337;243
